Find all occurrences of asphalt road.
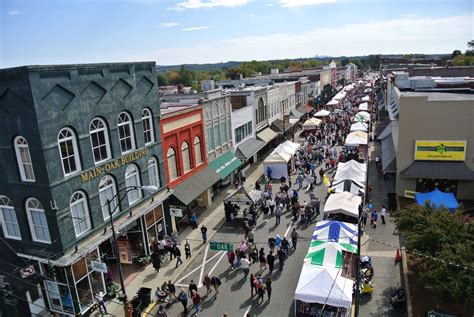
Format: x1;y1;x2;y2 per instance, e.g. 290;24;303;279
150;178;330;317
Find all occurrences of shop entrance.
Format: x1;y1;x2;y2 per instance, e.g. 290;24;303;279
416;178;458;196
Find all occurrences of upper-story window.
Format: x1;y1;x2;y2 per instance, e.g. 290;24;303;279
117;112;136;154
14;136;35;182
141;108;154;145
125;164;142;206
181;142;191;173
0;195;21;240
89;118;111;164
148;156;161;188
58;128;81;176
167;147;178;181
70;191;91;237
194;136;203;165
98;175;118;221
26;198;51;244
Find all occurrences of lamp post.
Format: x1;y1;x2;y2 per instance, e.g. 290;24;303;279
105;185;159;302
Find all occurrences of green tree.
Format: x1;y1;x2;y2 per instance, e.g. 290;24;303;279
179;65;193;86
395;204;474;309
350;59;362;69
225;67;241;80
451;50;462;59
157;74;169;86
340;57;350;66
337;78;346;86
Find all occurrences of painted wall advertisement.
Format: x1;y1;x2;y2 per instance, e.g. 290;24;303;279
414;140;466;161
117;239;133;264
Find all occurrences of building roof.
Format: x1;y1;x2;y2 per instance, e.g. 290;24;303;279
160;102;201;116
236;138;267;160
401;161;474;180
172;167;221;205
400;91;474;101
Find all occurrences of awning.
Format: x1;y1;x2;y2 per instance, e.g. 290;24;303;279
208;150;241;179
290;108;305;119
236;138;267;160
381;133;396;172
172;167;221;205
257;127;279;143
270;119;293;133
401;161;474;180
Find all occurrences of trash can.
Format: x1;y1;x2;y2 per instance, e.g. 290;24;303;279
130;296;141;317
137;287;152;309
387;193;397;211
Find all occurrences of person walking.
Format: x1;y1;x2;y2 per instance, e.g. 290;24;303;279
174;245;183;268
188;280;198;297
191;290;201;316
250;273;256;297
362;208;368;227
151;251;161;273
227;250;236;269
277;248;287;271
267;236;276;253
185;240;192;259
267;251;275;274
200;225;208;243
275;204;282;225
156;305;168;317
291;228;299;250
380;205;386;225
190;213;198;229
255;275;265;304
281;237;290;254
259;248;267;271
167;280;177;303
95;291;107;315
211;275;221;297
265;277;272;302
247;230;254;244
178;288;188;314
241;257;251;279
371;210;378;228
314;197;321;217
202;274;212;296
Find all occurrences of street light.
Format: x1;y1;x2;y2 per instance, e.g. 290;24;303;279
105;185;159;302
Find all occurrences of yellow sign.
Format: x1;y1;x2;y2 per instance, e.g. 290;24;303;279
80;147;150;183
414;141;466;161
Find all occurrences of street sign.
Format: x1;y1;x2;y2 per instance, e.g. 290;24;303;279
91;261;108;273
209;242;233;252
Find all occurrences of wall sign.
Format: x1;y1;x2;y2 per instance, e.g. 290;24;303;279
80;147;150;183
414;141;466;161
91;261;108;273
170;207;183;217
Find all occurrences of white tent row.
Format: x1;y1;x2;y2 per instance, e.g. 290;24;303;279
275;140;301;155
303;118;322;130
327;99;340;106
323;192;362;219
314;109;331;117
337;160;367;173
333;166;366;185
263;151;292;179
362;95;370;102
350;122;368;132
345;131;368;146
358;102;369;111
330;179;365;195
333;90;347;101
353;111;371;123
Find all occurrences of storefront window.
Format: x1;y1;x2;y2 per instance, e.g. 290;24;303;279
90;271;103;294
58;284;74;313
44;280;74;314
76;276;93;311
145;205;164;251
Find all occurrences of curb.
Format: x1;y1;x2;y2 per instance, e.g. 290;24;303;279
400;247;413;317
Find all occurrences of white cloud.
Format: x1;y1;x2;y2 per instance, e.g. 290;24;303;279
159;22;179;28
267;3;274;7
181;25;212;31
135;14;472;65
249;14;255;18
170;0;248;11
279;0;336;7
8;10;21;15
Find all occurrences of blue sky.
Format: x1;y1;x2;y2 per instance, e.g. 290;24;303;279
1;0;473;67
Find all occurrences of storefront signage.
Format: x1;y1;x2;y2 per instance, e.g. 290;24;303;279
91;261;108;273
170;207;183;217
414;141;466;161
80;147;150;183
117;240;133;264
209;242;234;252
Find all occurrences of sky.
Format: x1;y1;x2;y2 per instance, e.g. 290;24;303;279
1;0;473;68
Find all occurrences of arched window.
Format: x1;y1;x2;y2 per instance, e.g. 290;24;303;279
117;112;136;154
148;157;160;188
167;148;178;181
98;176;118;221
141;108;154;145
89;118;111;164
181;142;191;173
0;195;21;240
70;191;91;237
58;128;81;176
14;136;35;182
194;136;203;165
25;198;50;243
125;164;142;205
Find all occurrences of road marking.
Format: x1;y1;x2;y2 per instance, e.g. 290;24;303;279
208;250;227;277
284;221;294;238
175;250;224;286
197;244;209;288
243;305;252;316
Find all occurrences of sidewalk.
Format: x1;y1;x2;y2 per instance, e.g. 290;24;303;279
92;161;265;317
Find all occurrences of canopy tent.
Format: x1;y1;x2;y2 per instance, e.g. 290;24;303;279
323;192;362;219
263;151;292;179
353;111;371;123
345;131;368;146
333;91;347;101
313;109;331;117
311;221;358;245
337;160;367;173
358;102;369;111
275;140;301;156
350;122;368;132
224;186;263;206
343;84;355;92
333;166;366;184
303;118;322;130
330;179;365;196
415;188;459;211
362;95;370;102
305;240;357;268
327;99;340;106
294;264;353;309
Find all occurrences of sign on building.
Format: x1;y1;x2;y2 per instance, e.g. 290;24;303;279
170;207;183;217
91;261;108;273
414;140;466;161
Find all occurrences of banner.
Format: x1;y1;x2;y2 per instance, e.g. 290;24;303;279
414;141;466;161
117;239;132;264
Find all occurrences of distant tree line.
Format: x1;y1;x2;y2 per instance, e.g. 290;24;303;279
451;40;474;66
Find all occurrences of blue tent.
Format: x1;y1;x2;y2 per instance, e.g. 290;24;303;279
415;188;459;211
311;221;358;245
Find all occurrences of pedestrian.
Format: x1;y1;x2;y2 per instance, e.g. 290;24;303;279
380;205;386;225
275;234;282;249
250;273;256;297
255;275;265;304
296;174;304;189
362;208;368;227
241;257;251;279
259;248;267;271
277;248;287;271
265;277;272;302
190;212;198;229
227;250;236;269
275;204;282;225
151;251;161;273
267;236;275;253
266;166;273;178
267;251;275;274
95;291;107;315
281;237;290;254
247;230;254;244
371;210;378;228
255;180;261;190
167;280;177;302
188;280;198;297
291;228;299;250
202;274;212;296
191;290;201;316
200;225;208;243
184;240;192;259
156;305;168;317
211;275;221;296
250;244;258;264
174;245;183;268
178;288;188;314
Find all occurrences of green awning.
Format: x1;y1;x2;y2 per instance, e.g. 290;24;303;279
209;151;241;179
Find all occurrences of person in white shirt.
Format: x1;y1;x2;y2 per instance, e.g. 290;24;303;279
380;205;386;225
240;257;250;279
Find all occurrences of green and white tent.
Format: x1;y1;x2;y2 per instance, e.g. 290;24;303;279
304;240;358;268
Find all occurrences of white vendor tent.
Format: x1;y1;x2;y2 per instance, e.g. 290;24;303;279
275;140;300;155
349;122;368;132
345;131;368;146
333;163;366;184
294;263;353;309
358;102;369;111
263;151;292;179
353;111;371;123
337;160;367;173
324;192;362;219
314;109;331;117
327;99;339;106
330;179;365;195
303;118;322;130
333;90;347;101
